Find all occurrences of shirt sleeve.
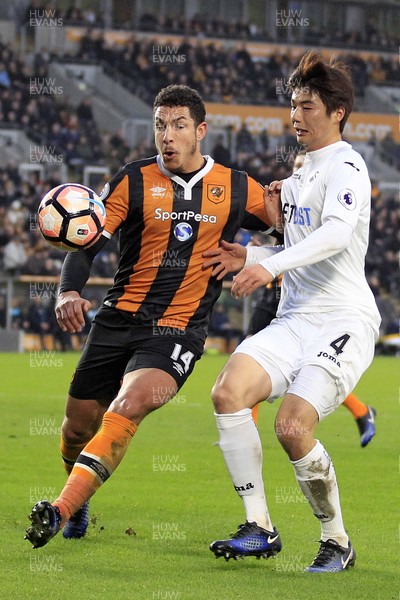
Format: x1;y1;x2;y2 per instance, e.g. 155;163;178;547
99;167;130;235
258;218;353;278
241;175;275;232
245;244;284;267
240;175;286;244
321;154;371;230
59;234;110;293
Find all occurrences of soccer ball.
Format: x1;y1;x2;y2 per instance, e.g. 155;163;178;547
38;183;106;251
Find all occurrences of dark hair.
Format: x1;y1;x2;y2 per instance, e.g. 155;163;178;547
288;51;354;132
153;84;206;127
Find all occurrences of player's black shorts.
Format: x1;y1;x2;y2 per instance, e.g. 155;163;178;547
69;305;204;402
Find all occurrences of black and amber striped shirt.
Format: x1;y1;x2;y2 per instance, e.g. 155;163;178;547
98;155;272;333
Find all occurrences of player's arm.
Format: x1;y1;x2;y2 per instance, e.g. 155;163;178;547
56;234;110;333
241;175;284;241
56;168;130;333
231;160;365;298
203;241;283;280
231;217;353;299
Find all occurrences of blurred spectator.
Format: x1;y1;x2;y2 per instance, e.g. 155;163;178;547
379;131;400;170
76;97;95;126
23;296;54;350
212;135;231;168
3;228;29;274
208;302;243;353
10;298;24;329
258;128;270;153
236;123;256;154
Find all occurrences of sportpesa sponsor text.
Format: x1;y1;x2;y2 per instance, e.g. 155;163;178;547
154;208;217;223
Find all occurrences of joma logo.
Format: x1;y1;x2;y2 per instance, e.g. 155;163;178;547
317;351;341;367
234;482;255;492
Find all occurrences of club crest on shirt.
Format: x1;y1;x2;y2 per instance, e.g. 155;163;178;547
207;184;225;204
337;188;356;211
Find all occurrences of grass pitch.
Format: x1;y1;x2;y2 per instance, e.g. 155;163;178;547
0;352;398;600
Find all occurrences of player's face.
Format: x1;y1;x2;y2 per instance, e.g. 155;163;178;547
290;88;345;152
154;106;207;173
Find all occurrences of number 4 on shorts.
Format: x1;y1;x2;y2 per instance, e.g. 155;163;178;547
329;334;350;355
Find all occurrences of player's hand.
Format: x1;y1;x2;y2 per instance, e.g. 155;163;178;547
265;181;284;233
55;291;91;333
202;240;247;280
231;265;274;299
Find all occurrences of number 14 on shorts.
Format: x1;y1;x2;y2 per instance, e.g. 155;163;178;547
170;343;195;374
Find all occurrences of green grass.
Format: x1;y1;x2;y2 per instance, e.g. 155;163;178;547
0;353;398;600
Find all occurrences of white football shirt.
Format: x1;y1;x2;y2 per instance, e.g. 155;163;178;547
255;141;381;332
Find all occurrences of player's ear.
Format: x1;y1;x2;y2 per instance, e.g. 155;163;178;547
334;106;346;125
196;122;207;142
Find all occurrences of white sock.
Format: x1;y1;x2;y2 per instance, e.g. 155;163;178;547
291;440;348;547
215;409;273;531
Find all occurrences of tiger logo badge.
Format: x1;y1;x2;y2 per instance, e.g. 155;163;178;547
207;185;225;204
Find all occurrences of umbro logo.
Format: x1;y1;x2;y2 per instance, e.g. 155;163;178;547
150;185;167;197
172;362;184;376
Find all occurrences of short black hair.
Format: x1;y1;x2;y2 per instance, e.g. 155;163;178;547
153;85;206;127
288;51;354;133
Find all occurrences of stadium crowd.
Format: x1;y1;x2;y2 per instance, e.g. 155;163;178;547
21;2;399;52
0;34;399;158
73;31;399;107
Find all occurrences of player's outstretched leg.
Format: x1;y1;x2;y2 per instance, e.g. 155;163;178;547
210;521;282;561
356;405;377;448
62;500;90;539
306;539;356;573
25;501;62;549
342;394;377;447
24;411;137;549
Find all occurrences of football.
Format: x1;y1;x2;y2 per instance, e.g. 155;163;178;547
38;183;106;251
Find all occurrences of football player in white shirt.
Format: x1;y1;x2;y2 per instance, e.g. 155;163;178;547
204;50;381;572
249;153;377;448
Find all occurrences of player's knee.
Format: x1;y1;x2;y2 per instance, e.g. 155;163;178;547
275;415;305;453
110;390;156;423
275;420;316;461
211;378;240;413
61;418;96;445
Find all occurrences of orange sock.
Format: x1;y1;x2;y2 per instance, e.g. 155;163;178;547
252;404;259;426
60;437;87;475
53;412;137;526
342;393;368;419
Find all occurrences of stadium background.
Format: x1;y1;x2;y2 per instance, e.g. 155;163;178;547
0;0;398;354
0;2;399;599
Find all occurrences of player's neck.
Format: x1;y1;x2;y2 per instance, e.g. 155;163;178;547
174;158;207;182
305;135;343;153
173;156;206;176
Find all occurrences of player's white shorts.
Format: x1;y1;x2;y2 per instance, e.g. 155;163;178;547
234;311;377;421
